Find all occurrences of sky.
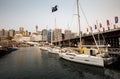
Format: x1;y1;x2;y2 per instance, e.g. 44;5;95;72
0;0;120;34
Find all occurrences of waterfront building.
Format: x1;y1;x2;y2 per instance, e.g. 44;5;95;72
71;33;77;39
8;29;15;37
15;31;20;34
53;28;62;42
0;29;4;40
0;29;9;37
19;27;27;36
0;29;4;36
47;29;52;43
0;29;9;40
0;29;15;40
31;31;42;42
64;29;71;40
24;30;30;36
21;36;30;42
14;34;23;42
18;27;31;37
42;29;48;42
14;34;30;42
19;27;24;34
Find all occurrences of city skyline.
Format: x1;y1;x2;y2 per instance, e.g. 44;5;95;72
0;0;120;33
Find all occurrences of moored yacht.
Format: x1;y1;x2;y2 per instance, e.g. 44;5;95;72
59;46;115;67
59;0;116;67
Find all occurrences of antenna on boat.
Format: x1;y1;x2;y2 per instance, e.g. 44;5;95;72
76;0;82;49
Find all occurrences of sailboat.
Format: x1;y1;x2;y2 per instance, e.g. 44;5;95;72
59;0;116;67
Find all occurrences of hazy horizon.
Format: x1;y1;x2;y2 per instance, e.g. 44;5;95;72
0;0;120;33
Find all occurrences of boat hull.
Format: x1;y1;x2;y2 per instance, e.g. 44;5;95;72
48;48;60;54
59;53;104;67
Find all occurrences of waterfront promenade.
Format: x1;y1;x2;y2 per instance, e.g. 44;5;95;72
0;47;120;79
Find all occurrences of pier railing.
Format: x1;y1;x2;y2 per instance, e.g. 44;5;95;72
108;48;120;55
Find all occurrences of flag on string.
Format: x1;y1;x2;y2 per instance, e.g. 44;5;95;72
115;16;118;23
108;26;110;30
52;5;58;12
86;28;89;32
90;26;92;31
99;23;102;28
106;19;110;27
95;25;97;29
103;27;105;32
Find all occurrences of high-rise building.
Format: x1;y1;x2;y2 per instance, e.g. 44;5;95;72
23;30;30;36
64;29;71;40
19;27;24;34
47;29;53;43
8;29;15;37
71;33;77;39
0;29;4;36
53;28;62;42
4;29;9;37
19;27;31;36
42;29;48;42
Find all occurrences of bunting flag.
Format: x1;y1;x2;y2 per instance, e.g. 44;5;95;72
99;23;102;28
90;26;92;31
52;5;58;12
115;16;118;23
106;19;110;27
103;27;105;32
108;26;110;30
86;28;89;32
95;25;97;29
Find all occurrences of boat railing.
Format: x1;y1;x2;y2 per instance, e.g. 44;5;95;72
82;45;107;48
108;48;120;55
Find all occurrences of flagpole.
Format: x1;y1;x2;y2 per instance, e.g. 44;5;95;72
55;17;56;28
51;29;53;45
52;5;58;46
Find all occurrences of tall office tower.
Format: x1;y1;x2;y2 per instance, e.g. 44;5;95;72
8;29;15;37
19;27;24;34
64;29;71;40
42;29;48;42
53;28;62;42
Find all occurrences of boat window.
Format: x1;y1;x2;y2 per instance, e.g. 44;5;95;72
66;53;76;56
90;50;96;56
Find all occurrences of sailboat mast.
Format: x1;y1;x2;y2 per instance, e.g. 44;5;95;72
77;0;82;48
96;20;100;45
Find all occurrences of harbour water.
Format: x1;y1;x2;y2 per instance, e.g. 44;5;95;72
0;47;120;79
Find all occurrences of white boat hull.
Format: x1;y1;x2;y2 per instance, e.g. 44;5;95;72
48;48;60;54
59;53;104;67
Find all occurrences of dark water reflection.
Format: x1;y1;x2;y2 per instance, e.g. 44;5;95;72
0;47;120;79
